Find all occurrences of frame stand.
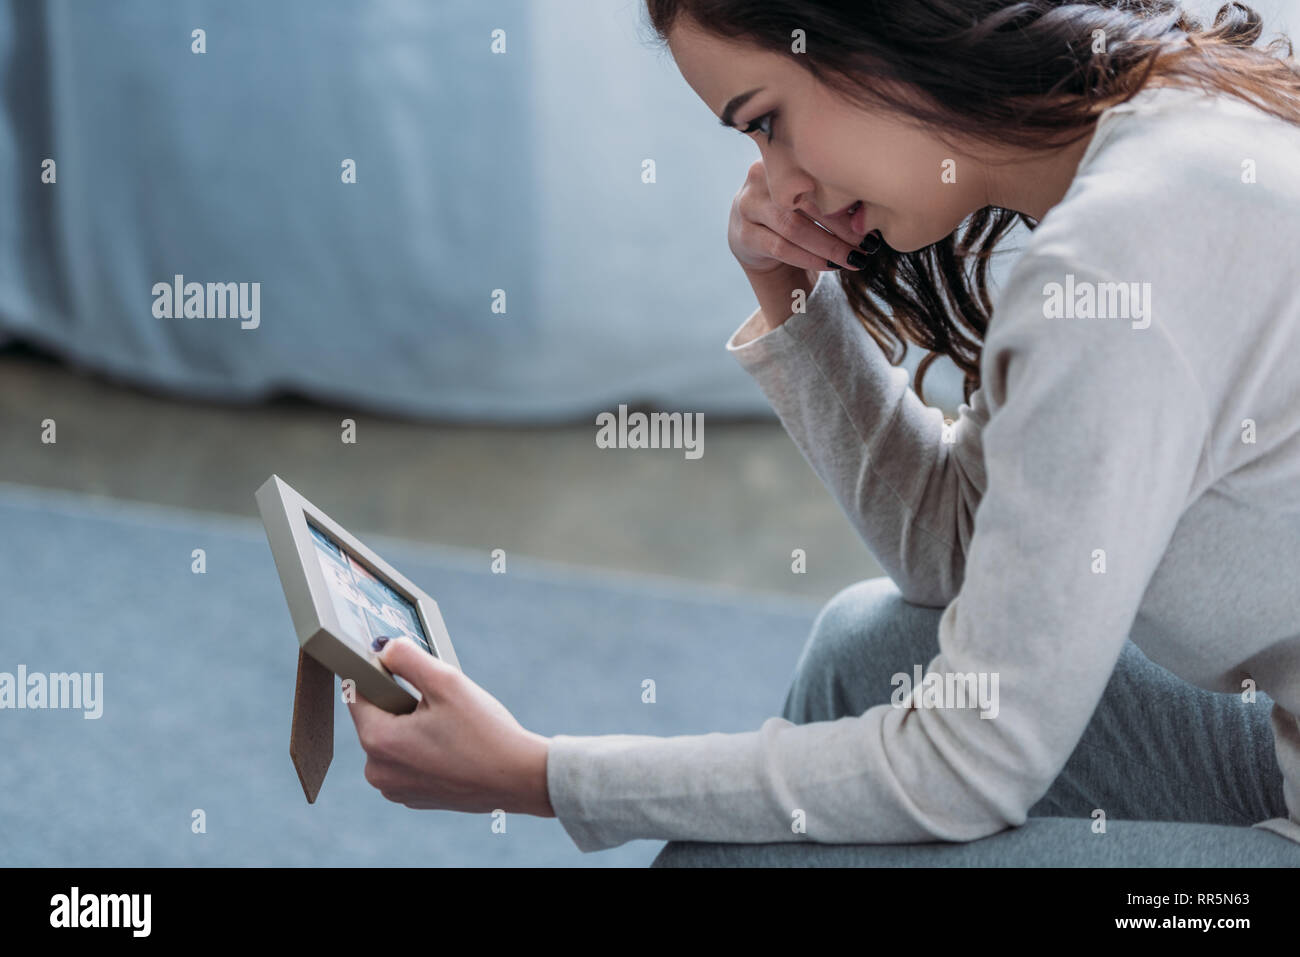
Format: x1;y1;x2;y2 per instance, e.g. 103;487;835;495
290;648;334;803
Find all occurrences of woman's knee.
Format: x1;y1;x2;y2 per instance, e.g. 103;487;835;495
782;576;945;724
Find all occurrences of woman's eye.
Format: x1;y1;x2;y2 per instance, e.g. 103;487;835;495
740;112;776;142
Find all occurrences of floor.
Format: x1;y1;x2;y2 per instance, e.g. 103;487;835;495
0;482;824;866
0;347;886;602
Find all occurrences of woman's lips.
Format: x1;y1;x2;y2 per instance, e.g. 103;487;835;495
822;198;864;225
819;199;872;241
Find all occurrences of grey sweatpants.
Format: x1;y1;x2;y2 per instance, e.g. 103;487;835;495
653;577;1300;867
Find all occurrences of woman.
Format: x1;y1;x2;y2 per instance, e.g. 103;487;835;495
348;0;1300;865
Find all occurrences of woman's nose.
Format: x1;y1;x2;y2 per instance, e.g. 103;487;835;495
761;147;814;212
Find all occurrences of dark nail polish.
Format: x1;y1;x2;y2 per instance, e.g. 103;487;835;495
826;259;843;270
371;636;391;652
859;232;881;253
847;250;870;269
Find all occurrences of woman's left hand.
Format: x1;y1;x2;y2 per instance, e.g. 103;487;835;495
346;636;554;817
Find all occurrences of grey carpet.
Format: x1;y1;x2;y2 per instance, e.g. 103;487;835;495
0;483;823;866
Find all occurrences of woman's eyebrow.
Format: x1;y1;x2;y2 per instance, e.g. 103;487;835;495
719;87;764;128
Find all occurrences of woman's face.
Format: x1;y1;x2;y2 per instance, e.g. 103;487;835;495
666;18;991;253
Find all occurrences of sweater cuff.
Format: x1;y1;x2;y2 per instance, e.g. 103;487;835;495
724;269;845;370
546;733;623;853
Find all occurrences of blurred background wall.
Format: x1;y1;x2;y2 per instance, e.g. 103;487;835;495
0;0;976;422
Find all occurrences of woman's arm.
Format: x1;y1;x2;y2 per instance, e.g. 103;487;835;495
735;262;820;344
546;248;1211;851
727;266;991;606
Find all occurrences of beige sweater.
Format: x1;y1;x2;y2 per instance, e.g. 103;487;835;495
545;84;1300;852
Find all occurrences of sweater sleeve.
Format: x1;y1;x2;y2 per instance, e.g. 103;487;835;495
545;248;1209;852
724;269;991;606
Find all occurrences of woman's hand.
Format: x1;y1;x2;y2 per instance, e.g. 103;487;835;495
728;159;871;275
347;636;554;818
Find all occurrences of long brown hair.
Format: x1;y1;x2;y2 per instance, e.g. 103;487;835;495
643;1;1300;406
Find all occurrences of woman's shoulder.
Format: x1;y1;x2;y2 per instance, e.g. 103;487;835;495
1014;82;1300;308
1038;83;1300;244
983;83;1300;485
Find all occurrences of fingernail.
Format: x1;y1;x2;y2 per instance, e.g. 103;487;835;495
847;250;870;269
371;636;391;652
858;231;881;253
826;259;843;270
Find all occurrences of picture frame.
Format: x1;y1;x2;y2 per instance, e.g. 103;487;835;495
255;474;461;713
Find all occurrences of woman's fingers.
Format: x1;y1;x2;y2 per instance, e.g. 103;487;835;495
763;208;869;271
798;208;866;251
731;160;878;274
747;221;853;274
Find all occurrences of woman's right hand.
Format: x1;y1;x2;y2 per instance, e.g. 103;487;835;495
728;159;871;276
